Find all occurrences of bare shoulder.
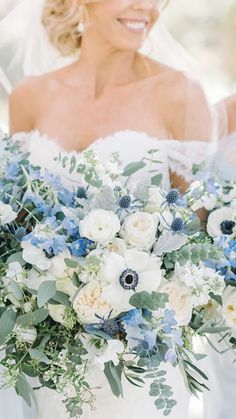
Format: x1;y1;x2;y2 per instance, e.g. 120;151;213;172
9;75;47;133
144;59;212;141
9;66;71;133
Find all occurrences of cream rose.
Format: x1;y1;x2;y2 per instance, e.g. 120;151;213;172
79;209;120;244
120;211;159;250
73;280;112;324
162;281;193;326
222;286;236;328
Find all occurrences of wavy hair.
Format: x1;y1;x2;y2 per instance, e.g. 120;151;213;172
42;0;170;56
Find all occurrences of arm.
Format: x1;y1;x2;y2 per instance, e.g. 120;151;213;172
216;94;236;136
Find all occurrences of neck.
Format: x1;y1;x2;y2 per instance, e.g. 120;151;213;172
77;32;143;98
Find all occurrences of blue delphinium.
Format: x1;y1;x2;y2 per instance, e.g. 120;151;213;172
69;238;93;257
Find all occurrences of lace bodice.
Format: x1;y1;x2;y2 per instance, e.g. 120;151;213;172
13;129;217;190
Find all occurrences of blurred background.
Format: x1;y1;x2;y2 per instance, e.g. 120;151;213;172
164;0;236;101
0;0;236;128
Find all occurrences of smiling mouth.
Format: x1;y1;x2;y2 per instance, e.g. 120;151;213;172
117;18;149;34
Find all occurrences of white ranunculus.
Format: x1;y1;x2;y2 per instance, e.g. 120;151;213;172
120;211;159;250
144;187;165;213
0;202;17;225
73;280;112;324
222;286;236;329
207;207;235;238
162;281;193;326
94;340;125;370
48;304;66;325
100;249;162;313
79;209;120;244
22;241;69;275
17;326;37;344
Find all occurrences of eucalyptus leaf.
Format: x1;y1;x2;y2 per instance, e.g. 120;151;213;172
104;361;123;398
0;307;16;345
37;281;56;308
151;174;163;187
29;349;51;365
122;161;146;177
16;374;32;407
8;280;23;301
17;308;49;326
64;258;78;269
49;291;71;307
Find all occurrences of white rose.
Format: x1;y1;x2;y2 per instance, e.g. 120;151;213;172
73;280;112;324
0;202;17;225
222;286;236;328
207;207;235;238
162;281;193;326
79;209;120;244
94;340;125;370
144;187;165;213
120;211;159;250
17;327;37;344
48;304;66;325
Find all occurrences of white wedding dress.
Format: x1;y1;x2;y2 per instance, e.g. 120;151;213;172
1;129;216;419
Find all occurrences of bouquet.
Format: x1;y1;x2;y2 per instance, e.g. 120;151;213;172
0;134;230;417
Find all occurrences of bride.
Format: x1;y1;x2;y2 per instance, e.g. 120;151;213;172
1;0;219;418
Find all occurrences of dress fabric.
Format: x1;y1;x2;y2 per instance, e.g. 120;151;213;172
0;129;216;419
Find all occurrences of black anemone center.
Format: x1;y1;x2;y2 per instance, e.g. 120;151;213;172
220;220;235;235
43;247;55;259
119;268;139;291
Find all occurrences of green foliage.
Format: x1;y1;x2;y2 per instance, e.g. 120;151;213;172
37;281;56;308
104;361;123;398
17;308;49;326
130;291;169;310
0;307;16;345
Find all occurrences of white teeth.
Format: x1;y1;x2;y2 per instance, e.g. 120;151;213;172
119;20;147;31
126;22;146;29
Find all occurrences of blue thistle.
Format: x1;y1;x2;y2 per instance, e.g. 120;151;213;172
119;195;131;209
14;227;27;241
171;217;184;233
166;189;180;205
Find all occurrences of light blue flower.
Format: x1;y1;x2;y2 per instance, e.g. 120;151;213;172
162;309;177;334
122;309;144;326
165;348;177;364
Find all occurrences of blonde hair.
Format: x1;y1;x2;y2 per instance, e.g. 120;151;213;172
42;0;82;56
42;0;170;56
